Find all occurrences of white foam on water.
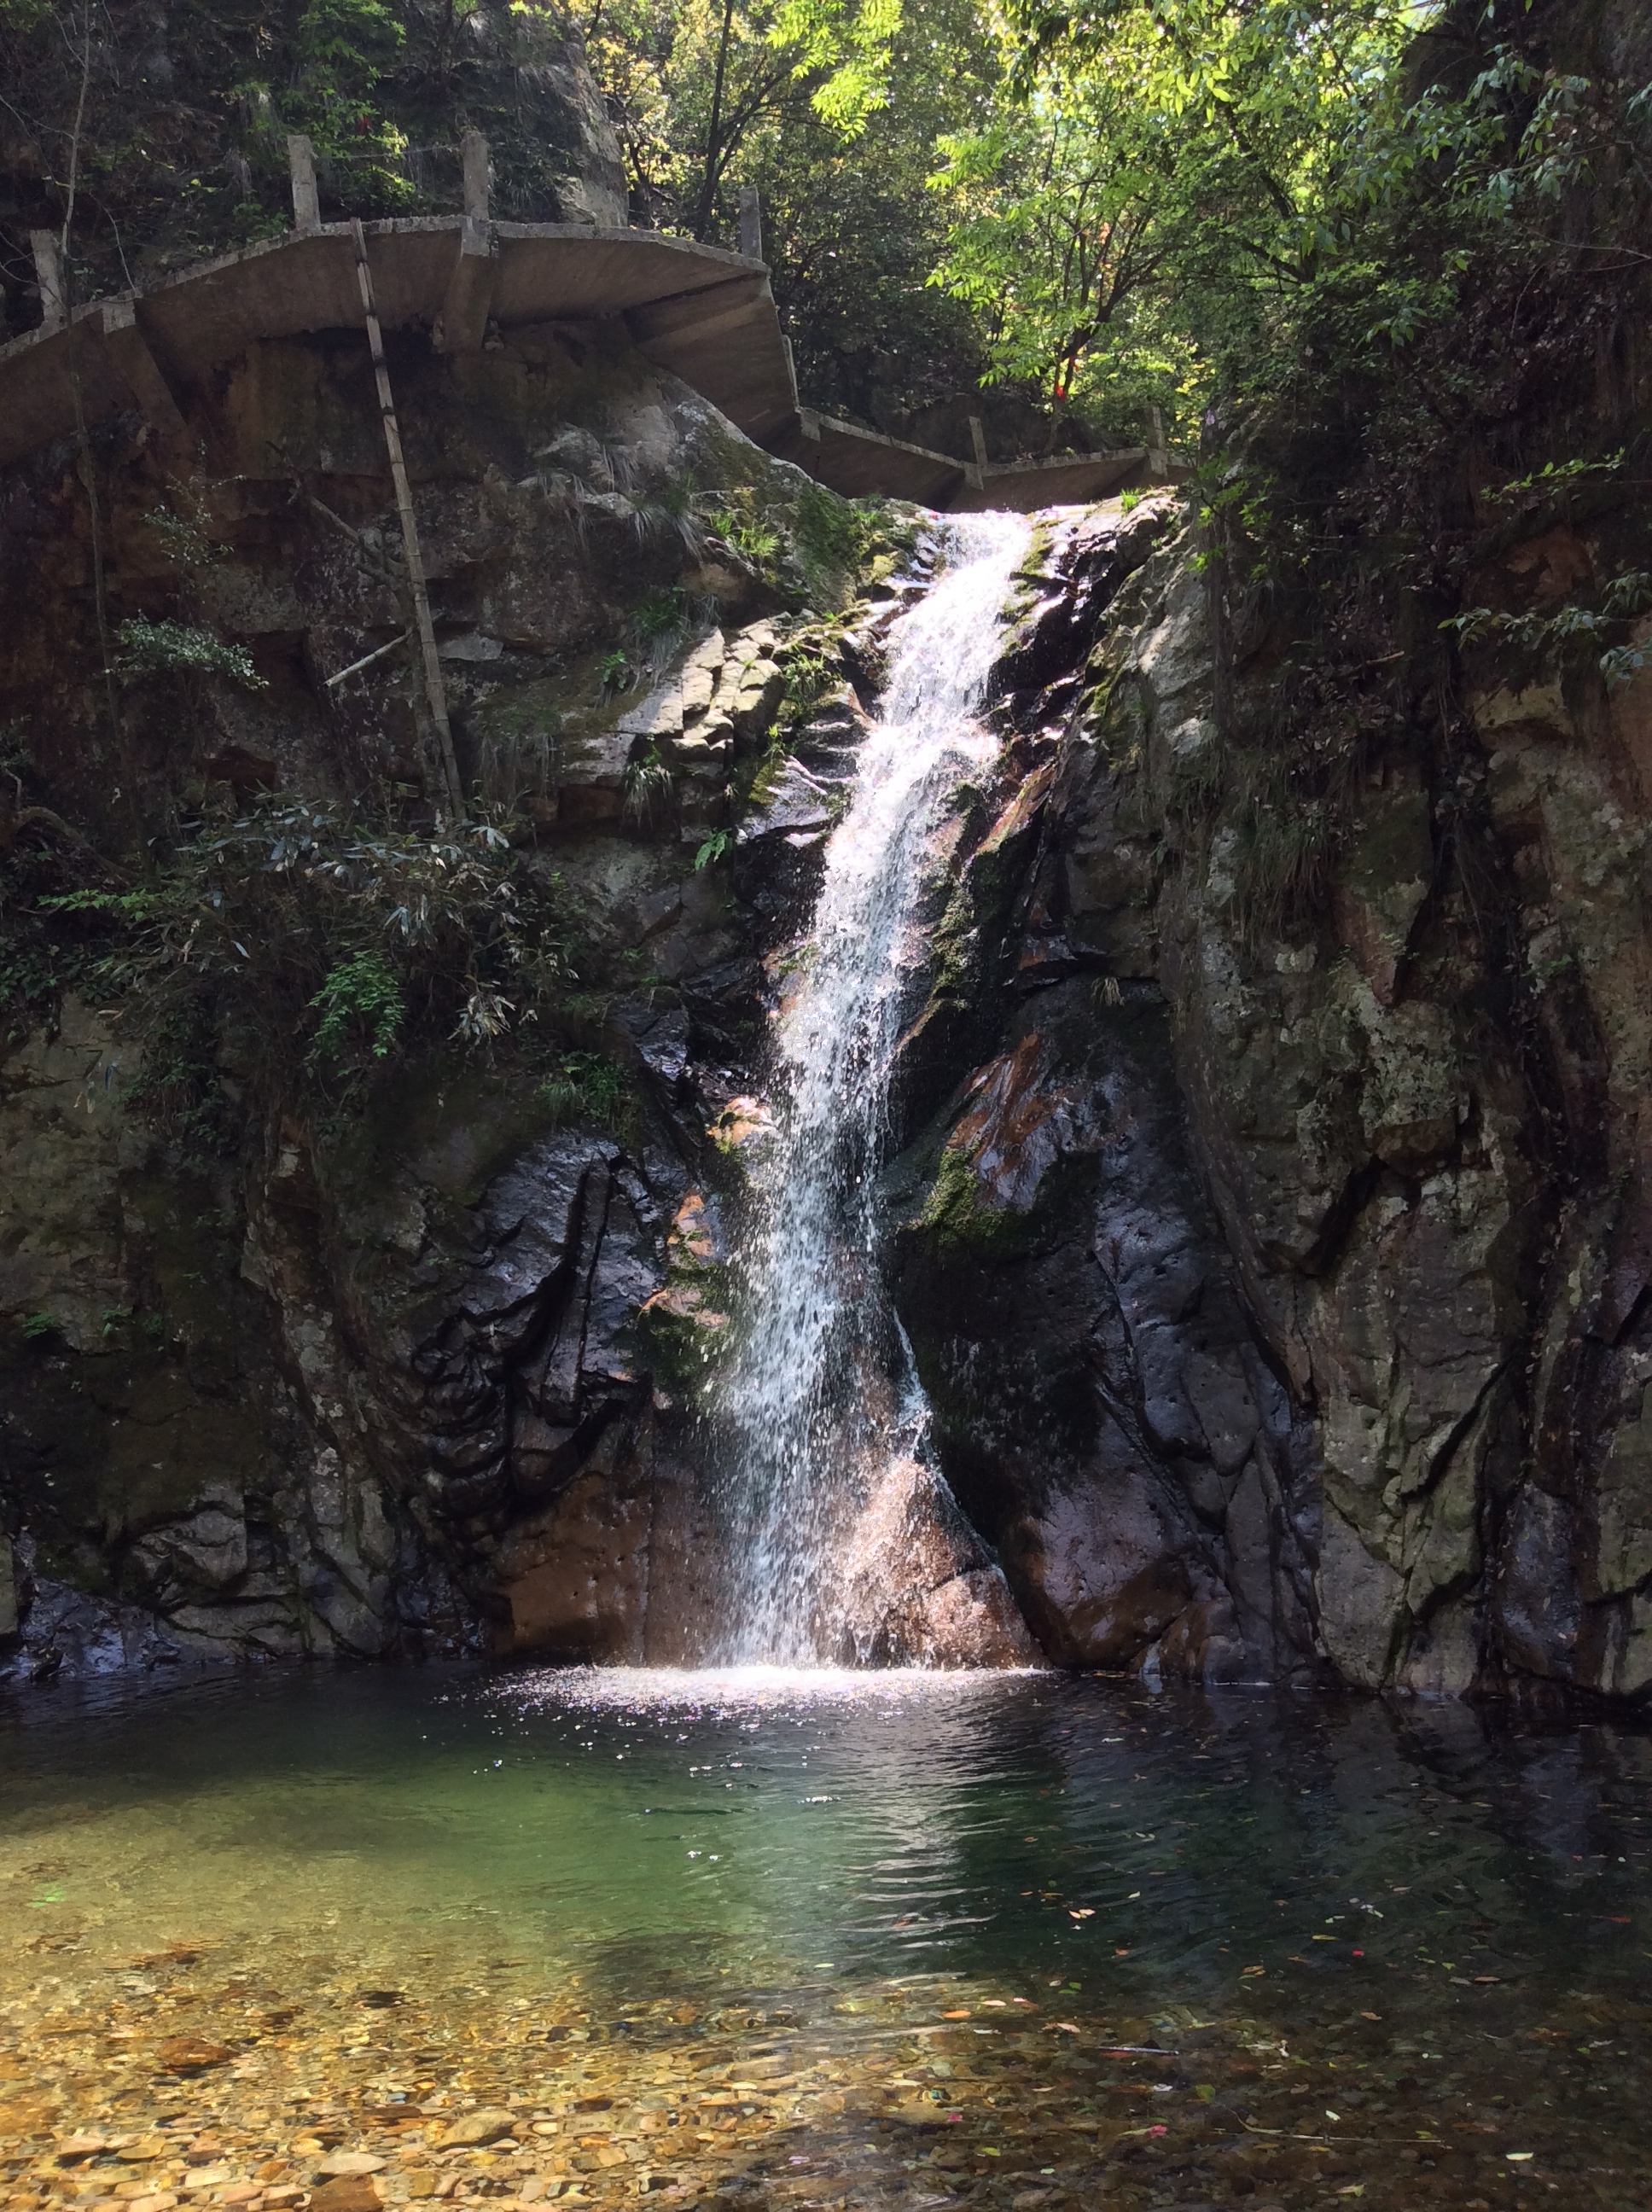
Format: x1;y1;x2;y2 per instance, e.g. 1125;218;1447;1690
511;1663;1044;1716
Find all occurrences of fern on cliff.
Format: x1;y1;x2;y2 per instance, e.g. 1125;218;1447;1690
39;800;586;1132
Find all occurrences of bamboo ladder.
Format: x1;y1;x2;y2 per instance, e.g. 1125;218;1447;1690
348;215;466;823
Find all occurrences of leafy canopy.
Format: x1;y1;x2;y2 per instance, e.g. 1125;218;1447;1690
922;0;1434;432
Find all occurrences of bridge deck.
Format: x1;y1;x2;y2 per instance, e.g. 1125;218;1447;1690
0;217;1180;509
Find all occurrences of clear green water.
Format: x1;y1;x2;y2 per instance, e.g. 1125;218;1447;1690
2;1664;1649;2209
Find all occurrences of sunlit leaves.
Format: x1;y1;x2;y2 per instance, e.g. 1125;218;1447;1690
771;0;903;133
583;0;813;236
909;0;1642;439
910;0;1440;432
926;45;1204;420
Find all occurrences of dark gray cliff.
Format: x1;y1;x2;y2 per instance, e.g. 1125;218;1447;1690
5;381;1652;1702
0;291;905;1677
885;496;1652;1701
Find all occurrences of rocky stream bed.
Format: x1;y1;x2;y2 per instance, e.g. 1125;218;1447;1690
3;1668;1650;2212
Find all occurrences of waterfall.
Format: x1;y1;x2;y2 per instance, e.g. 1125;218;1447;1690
714;511;1031;1663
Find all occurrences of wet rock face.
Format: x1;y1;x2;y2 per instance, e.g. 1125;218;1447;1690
886;503;1480;1690
9;438;1652;1698
893;992;1317;1685
0;303;868;1679
829;1456;1041;1668
881;488;1652;1701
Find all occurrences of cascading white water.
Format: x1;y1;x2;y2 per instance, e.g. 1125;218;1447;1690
715;511;1031;1662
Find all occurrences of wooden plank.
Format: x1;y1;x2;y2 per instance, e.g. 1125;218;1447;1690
288;136;320;230
30;231;66;331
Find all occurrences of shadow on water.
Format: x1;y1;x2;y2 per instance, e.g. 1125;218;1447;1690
2;1666;1649;2209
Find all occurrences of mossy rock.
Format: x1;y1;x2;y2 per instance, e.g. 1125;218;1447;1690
635;1273;731;1394
906;1141;1089;1266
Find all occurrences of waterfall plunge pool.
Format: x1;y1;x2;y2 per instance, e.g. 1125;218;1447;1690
2;1665;1649;2211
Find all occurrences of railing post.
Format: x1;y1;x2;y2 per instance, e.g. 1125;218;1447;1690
30;230;66;333
462;128;488;219
737;185;763;262
462;129;491;222
435;131;497;355
288;135;321;230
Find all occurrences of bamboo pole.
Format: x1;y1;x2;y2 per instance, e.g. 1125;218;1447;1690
326;629;411;688
349;218;464;822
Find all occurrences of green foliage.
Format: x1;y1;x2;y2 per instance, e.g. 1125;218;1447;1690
270;0;411;191
113;618;266;690
538;1050;628;1131
779;635;838;715
694;827;735;869
794;485;877;578
737;0;1652;466
20;0;1626;490
308;951;404;1066
927;55;1204;428
771;0;902;137
119;992;237;1155
585;0;815;240
0;927;87;1039
36;799;575;1121
916;0;1476;439
581;0;1001;424
633;588;688;643
0;0;650;311
1231;789;1340;938
1445;569;1652;690
623;750;676;824
1484;451;1628;507
598;649;634;693
1188;461;1279;578
143;486;225;571
707;489;782;569
20;1311;57;1341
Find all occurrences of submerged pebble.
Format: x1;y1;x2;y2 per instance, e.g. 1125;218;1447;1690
2;1666;1647;2210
